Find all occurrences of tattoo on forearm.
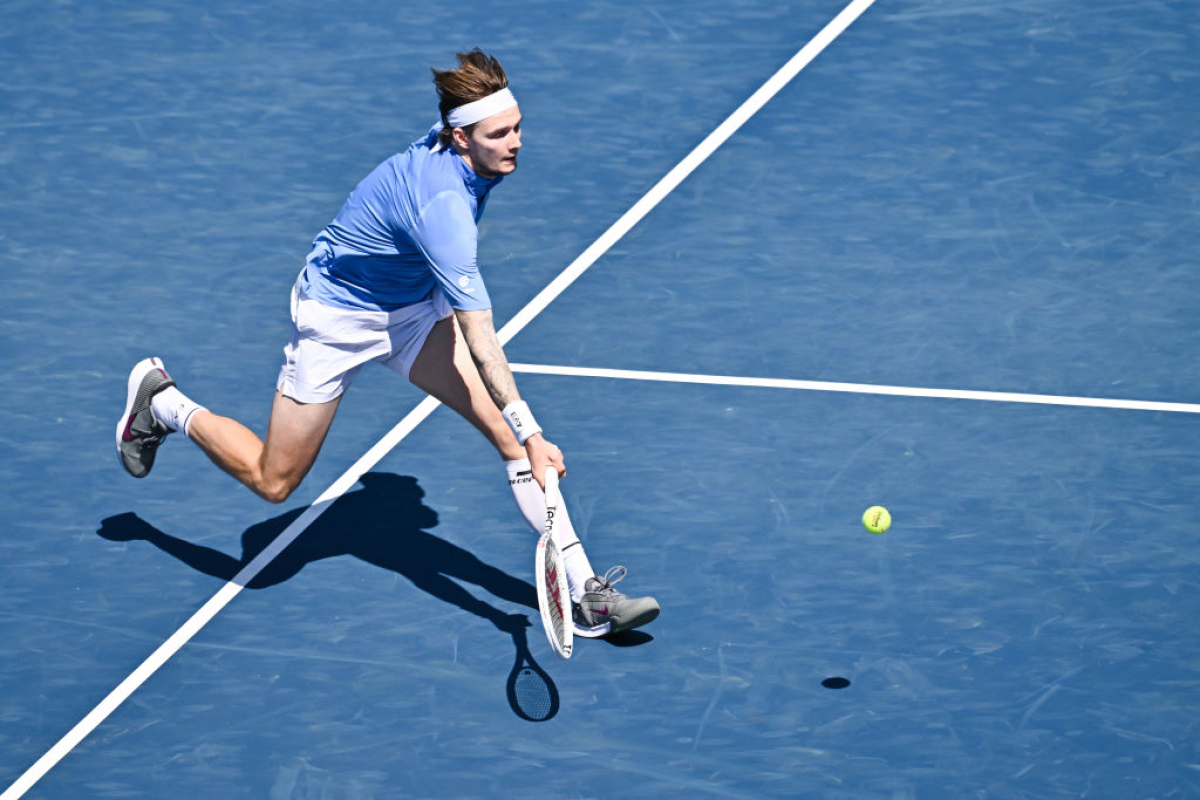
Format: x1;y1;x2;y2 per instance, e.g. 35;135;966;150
457;309;520;408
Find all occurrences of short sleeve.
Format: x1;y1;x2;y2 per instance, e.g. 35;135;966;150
407;191;492;311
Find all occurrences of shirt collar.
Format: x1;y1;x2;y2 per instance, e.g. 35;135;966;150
454;151;504;197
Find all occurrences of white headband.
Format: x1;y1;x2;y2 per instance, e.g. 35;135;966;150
445;88;517;128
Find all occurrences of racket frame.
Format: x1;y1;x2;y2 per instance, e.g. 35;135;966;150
535;468;573;659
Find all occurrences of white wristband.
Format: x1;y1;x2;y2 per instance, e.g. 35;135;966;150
502;400;541;446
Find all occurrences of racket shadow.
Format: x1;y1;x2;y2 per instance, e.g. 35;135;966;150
505;621;560;722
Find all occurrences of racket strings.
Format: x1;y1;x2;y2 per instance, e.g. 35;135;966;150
544;548;568;641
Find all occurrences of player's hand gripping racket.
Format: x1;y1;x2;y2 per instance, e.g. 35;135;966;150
535;467;573;659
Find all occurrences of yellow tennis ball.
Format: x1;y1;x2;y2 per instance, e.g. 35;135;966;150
863;506;891;534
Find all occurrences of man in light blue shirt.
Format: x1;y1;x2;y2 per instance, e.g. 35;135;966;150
300;120;499;314
117;50;659;636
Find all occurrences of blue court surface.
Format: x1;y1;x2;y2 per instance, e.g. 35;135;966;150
3;0;1200;797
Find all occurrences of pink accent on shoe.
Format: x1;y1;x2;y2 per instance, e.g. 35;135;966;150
122;413;137;442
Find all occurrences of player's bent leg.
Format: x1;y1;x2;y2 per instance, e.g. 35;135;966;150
407;314;660;636
258;391;342;501
505;458;598;599
407;314;596;588
188;391;341;503
407;315;524;461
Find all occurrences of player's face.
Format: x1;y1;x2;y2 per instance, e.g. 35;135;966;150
458;105;522;179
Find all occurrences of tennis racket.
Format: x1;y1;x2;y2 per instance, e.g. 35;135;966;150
535;467;573;659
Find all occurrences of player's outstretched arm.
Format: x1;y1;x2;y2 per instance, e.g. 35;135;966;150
455;308;565;487
455;308;519;408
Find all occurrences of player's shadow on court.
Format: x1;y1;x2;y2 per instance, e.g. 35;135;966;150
98;472;561;721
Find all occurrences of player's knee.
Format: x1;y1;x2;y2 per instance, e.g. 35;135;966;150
263;489;291;505
259;476;299;504
259;485;291;504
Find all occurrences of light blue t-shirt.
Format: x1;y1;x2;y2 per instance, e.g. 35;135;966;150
300;123;502;312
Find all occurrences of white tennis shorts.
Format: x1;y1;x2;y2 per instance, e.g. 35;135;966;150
276;273;453;404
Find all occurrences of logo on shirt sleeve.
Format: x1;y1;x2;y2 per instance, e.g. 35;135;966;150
458;275;476;294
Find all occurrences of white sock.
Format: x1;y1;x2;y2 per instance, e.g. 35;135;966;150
505;458;596;602
151;386;206;439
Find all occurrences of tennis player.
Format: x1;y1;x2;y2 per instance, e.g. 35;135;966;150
115;49;658;636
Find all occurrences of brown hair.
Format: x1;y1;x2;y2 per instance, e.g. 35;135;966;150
432;49;510;148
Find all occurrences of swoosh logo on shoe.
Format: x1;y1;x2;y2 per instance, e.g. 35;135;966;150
122;413;138;442
590;605;610;617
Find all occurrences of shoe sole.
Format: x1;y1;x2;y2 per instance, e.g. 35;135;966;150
574;620;612;638
115;357;171;475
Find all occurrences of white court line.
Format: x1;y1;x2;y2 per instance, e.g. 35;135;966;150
1;396;443;800
1;3;878;797
497;0;879;343
510;363;1200;415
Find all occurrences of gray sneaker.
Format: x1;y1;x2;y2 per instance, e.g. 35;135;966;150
115;357;176;478
574;566;660;636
